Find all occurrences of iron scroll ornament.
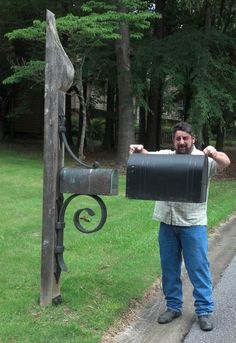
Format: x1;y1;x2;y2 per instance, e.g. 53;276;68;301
55;194;107;279
59;194;107;234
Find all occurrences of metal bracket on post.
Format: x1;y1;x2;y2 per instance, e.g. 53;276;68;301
55;105;117;286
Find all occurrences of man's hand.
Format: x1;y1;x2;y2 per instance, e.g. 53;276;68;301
129;144;149;154
203;145;217;158
129;144;144;154
203;145;231;170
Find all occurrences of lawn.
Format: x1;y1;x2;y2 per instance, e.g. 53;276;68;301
0;143;236;343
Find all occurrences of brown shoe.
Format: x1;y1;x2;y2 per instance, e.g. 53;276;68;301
198;315;213;331
158;309;182;324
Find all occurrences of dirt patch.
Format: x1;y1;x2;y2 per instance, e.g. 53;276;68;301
101;279;163;343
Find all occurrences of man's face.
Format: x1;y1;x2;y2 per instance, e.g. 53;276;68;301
173;130;195;154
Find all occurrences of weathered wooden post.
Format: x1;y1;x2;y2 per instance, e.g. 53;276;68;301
40;10;74;306
40;10;118;306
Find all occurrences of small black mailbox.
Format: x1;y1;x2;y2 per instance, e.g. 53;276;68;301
60;168;118;195
126;154;208;203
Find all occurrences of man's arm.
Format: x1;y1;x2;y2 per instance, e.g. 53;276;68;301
203;145;231;171
129;144;173;155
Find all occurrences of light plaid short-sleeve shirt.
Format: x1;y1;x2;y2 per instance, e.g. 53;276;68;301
152;146;218;226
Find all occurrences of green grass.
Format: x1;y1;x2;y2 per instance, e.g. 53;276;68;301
0;144;236;343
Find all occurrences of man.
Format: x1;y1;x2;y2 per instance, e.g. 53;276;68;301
130;122;230;331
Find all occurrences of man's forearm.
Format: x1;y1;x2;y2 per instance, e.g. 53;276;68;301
203;145;231;170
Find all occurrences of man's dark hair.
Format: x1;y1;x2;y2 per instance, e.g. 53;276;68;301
172;122;195;137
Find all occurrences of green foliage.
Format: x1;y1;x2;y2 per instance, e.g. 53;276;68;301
57;10;158;40
57;14;120;40
3;60;45;85
89;118;105;141
82;0;152;13
3;1;159;87
81;1;117;13
6;20;46;41
183;0;207;11
146;27;236;124
188;29;236;127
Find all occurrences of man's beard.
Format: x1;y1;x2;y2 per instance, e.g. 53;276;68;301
176;145;193;154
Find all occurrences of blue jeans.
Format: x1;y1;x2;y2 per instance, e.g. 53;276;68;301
158;222;214;316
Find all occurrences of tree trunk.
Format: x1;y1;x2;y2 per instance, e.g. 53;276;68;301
0;120;3;141
78;66;87;159
217;0;225;29
183;82;192;120
215;123;225;151
204;0;212;33
78;93;87;160
202;123;210;149
115;5;135;165
76;108;83;150
223;0;234;33
65;92;74;147
199;1;212;149
139;106;146;145
103;81;115;150
0;97;3;141
146;79;163;150
73;84;86;151
146;0;166;151
74;59;87;160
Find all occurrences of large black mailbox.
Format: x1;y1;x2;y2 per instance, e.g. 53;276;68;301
60;167;118;195
126;154;208;203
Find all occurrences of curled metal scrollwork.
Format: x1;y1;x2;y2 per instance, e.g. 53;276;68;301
59;194;107;234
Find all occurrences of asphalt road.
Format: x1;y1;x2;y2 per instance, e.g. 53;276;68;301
108;215;236;343
184;254;236;343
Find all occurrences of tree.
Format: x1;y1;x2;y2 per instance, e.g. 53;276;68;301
146;0;166;150
143;0;236;149
0;0;83;140
115;3;135;164
2;0;235;154
3;0;158;163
